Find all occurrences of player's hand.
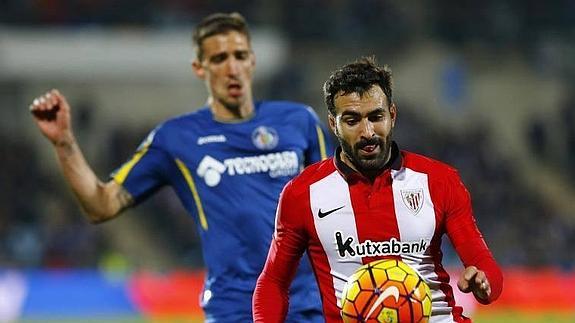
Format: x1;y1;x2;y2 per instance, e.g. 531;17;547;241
457;266;491;301
29;89;74;146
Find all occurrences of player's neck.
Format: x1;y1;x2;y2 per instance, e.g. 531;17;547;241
209;97;255;122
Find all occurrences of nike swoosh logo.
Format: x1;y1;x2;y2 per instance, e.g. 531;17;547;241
318;206;345;218
366;286;400;319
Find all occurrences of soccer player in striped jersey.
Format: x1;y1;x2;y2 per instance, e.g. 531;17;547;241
253;57;503;322
29;12;332;322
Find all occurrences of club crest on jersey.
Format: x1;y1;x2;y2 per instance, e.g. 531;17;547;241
251;126;279;150
400;189;424;215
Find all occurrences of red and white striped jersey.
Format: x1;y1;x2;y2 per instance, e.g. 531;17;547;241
253;143;503;323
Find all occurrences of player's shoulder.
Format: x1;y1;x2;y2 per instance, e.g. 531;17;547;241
401;150;459;178
284;158;336;197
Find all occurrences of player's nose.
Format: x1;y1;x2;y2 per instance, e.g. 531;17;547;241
225;57;241;76
359;119;376;138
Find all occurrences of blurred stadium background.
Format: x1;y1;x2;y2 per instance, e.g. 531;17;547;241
1;1;575;322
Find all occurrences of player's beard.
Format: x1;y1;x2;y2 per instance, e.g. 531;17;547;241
339;131;393;176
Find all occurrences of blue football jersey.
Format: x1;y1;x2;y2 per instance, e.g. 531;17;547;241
111;101;333;321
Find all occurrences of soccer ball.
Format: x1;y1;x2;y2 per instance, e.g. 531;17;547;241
340;259;432;323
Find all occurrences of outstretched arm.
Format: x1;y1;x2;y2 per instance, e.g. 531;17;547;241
444;170;503;304
30;89;132;223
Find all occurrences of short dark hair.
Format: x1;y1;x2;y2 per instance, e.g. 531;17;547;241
192;12;251;61
323;56;393;116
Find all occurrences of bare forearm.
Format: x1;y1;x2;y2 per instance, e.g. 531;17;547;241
29;89;131;221
54;136;131;223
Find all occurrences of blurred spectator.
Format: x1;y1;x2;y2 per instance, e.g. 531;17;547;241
559;92;575;179
526;114;548;159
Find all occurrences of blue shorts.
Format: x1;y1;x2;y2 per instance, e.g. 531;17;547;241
286;308;325;323
204;308;325;322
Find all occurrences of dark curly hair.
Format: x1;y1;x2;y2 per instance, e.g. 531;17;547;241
323;56;393;116
192;12;251;61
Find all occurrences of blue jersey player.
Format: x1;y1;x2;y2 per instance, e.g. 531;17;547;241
30;13;332;322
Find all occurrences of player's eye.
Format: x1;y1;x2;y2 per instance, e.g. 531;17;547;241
368;114;384;122
210;53;228;64
343;118;359;126
234;51;249;60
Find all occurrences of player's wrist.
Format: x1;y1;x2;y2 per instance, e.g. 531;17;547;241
474;290;491;304
53;133;77;152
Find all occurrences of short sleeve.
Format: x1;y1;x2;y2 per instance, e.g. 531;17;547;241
110;128;172;205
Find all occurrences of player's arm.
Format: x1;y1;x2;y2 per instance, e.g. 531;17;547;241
443;170;503;304
253;182;308;322
30;89;132;224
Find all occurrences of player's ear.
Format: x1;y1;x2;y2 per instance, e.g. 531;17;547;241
389;102;397;128
328;114;337;135
250;50;256;68
191;59;205;80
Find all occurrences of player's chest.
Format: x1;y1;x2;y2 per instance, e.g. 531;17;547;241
171;123;306;187
309;170;440;259
178;120;306;155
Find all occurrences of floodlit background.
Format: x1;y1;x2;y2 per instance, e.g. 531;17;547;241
1;1;574;322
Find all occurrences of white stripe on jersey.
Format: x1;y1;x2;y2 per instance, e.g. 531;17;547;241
392;167;454;323
309;171;361;307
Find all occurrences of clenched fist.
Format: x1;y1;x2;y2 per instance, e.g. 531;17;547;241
29;89;74;146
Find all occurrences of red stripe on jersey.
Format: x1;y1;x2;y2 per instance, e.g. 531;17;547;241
350;169;402;265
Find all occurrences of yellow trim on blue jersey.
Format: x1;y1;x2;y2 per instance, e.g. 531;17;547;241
315;124;328;160
113;147;149;184
175;158;208;230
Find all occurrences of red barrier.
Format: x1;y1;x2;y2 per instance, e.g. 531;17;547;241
127;270;204;318
481;267;575;311
126;268;575;318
